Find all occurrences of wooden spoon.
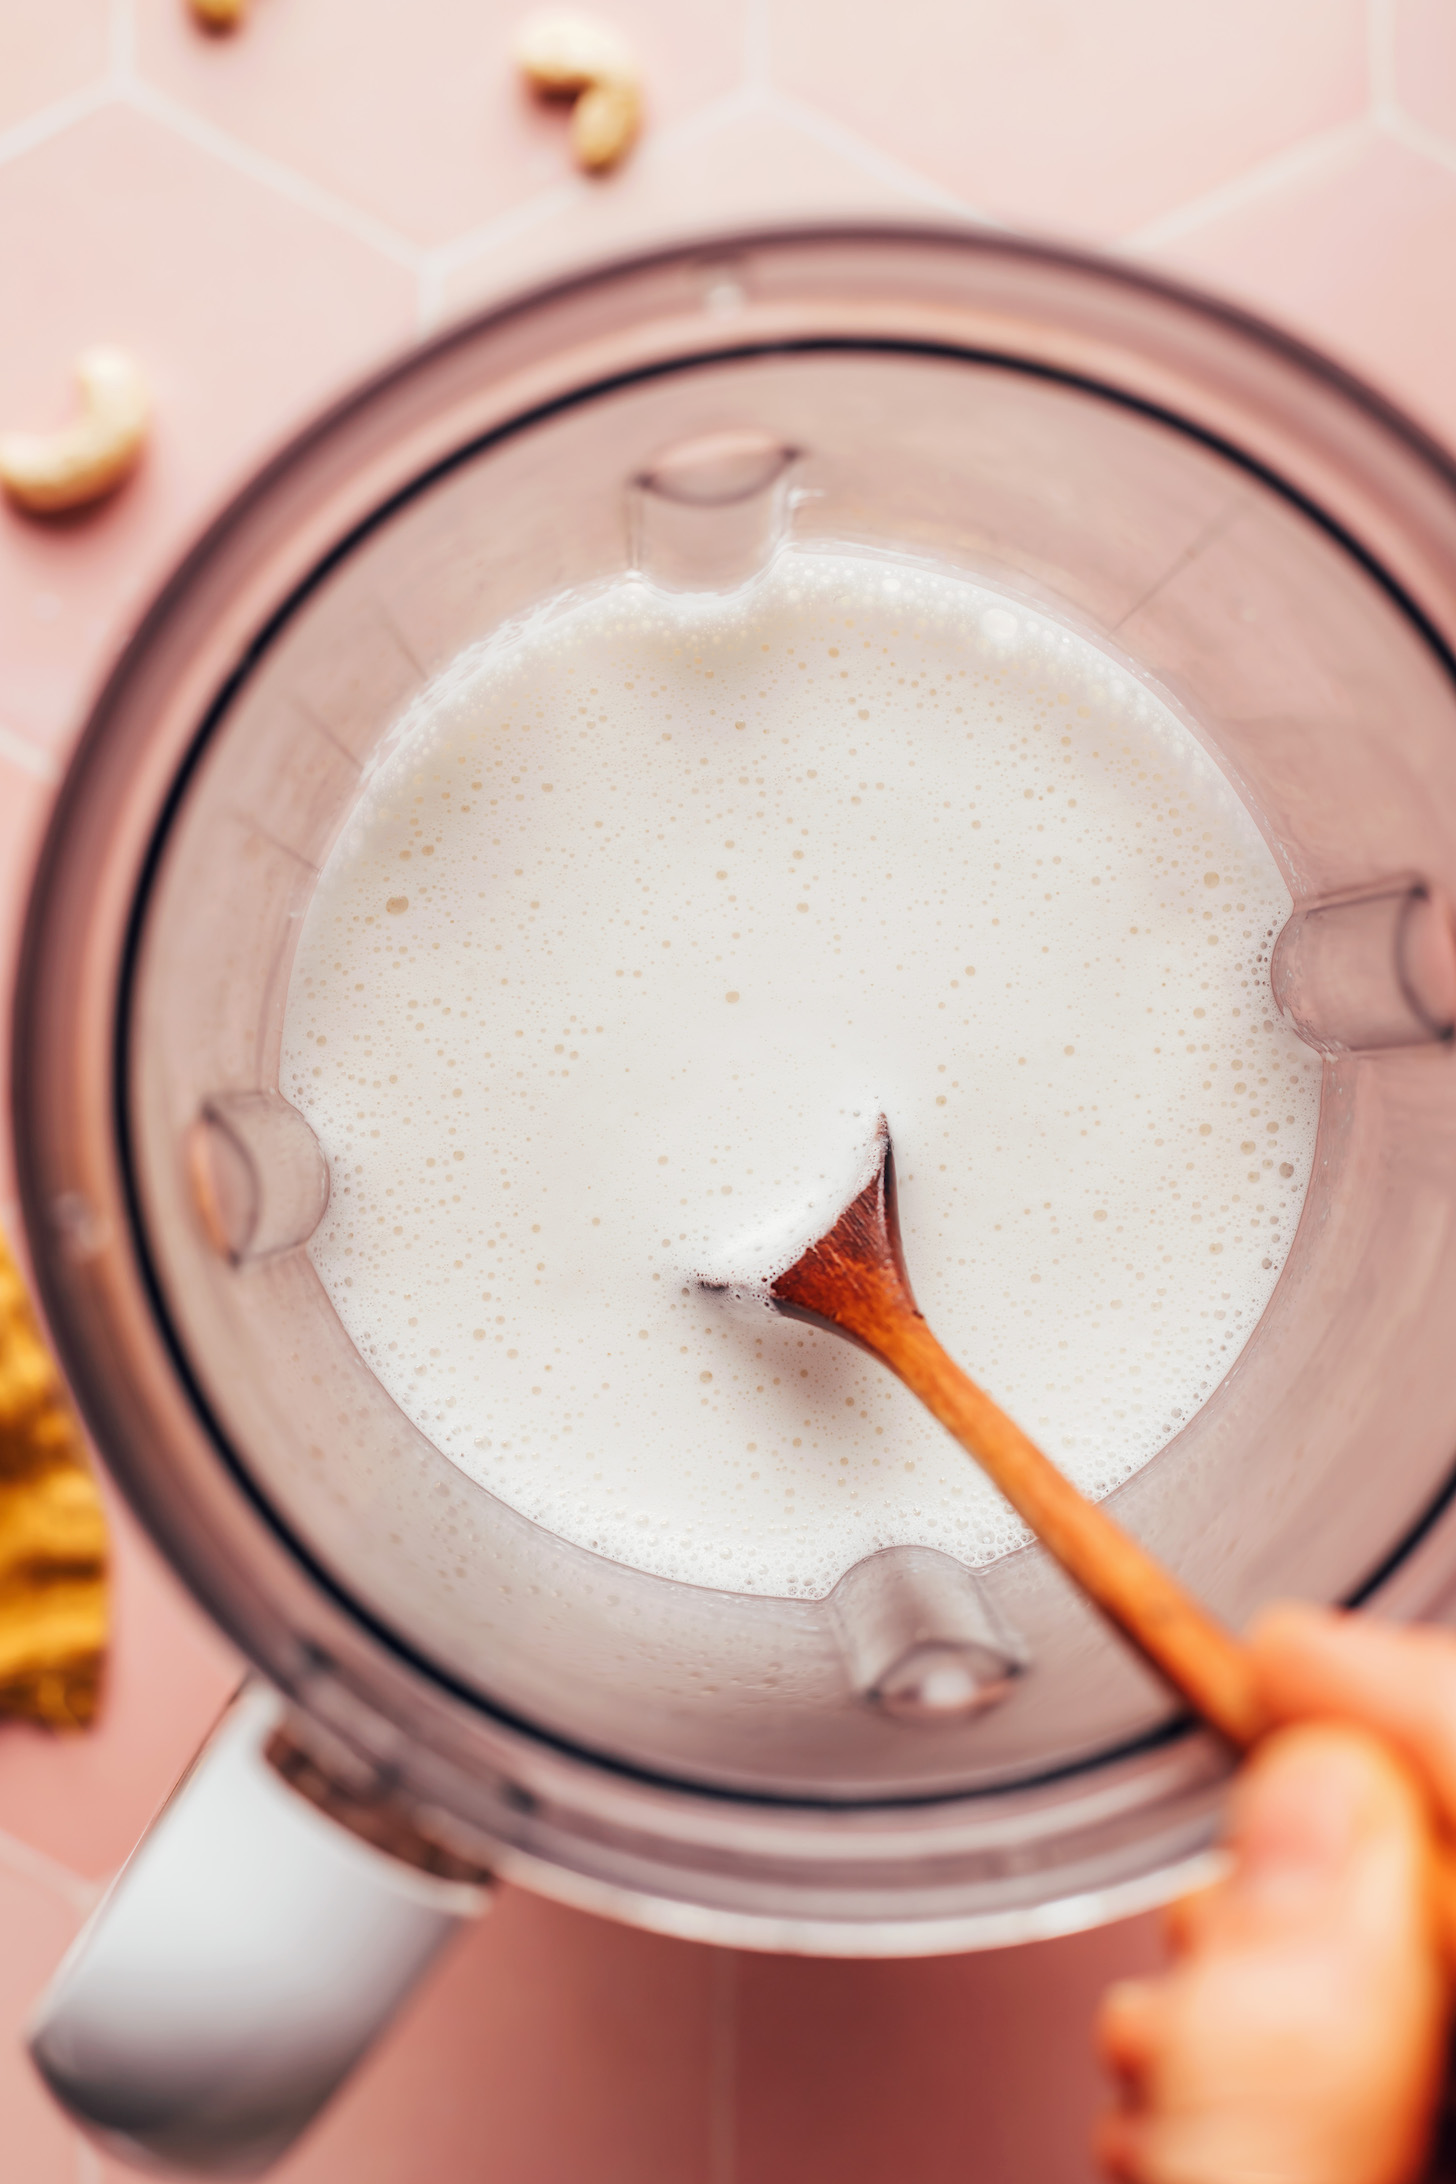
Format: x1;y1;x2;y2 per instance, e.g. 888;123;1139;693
761;1117;1268;1747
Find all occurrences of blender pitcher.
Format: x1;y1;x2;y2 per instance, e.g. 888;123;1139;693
16;223;1456;2176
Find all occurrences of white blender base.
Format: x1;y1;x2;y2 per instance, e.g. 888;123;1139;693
28;1683;488;2177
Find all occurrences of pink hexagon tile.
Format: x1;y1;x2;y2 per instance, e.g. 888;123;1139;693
1142;131;1456;455
0;103;416;758
1394;0;1456;150
0;1485;240;1880
438;94;970;322
0;1861;89;2184
0;4;109;141
766;0;1368;243
133;0;749;251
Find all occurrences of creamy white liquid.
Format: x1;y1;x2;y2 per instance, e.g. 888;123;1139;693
281;550;1321;1597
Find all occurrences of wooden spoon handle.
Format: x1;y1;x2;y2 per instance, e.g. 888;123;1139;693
883;1313;1268;1744
881;1314;1456;1957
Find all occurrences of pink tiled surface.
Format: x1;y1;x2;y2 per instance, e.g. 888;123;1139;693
0;8;109;138
0;103;415;762
771;0;1371;240
1;3;1453;2179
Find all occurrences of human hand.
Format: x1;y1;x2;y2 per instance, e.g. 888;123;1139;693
1096;1606;1456;2184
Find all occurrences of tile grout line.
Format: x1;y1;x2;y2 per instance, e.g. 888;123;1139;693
418;174;598;329
1367;0;1399;120
709;1948;738;2184
752;86;999;224
1377;107;1456;179
116;77;426;274
0;82;116;173
108;0;137;81
0;1823;105;1917
742;0;772;95
1121;114;1378;253
0;727;64;785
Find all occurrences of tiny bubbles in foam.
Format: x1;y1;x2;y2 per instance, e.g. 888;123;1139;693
279;546;1321;1599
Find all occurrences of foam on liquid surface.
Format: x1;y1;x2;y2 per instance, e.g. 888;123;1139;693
281;551;1320;1597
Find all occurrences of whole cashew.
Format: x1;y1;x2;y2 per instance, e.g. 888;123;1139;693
570;76;642;171
513;12;642;172
0;348;151;516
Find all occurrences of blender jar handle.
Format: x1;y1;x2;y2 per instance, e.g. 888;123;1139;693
28;1681;490;2177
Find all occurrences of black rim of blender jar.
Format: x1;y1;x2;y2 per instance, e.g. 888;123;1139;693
17;222;1456;1818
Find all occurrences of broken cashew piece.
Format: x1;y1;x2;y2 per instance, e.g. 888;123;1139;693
189;0;249;28
513;12;642;172
570;76;641;170
0;349;150;517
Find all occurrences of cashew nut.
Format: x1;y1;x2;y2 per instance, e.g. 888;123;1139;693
570;75;642;170
513;12;642;172
0;348;150;516
189;0;248;27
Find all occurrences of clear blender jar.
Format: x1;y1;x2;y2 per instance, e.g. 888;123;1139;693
17;224;1456;2174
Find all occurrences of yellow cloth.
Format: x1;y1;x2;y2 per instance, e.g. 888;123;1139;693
0;1237;108;1727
